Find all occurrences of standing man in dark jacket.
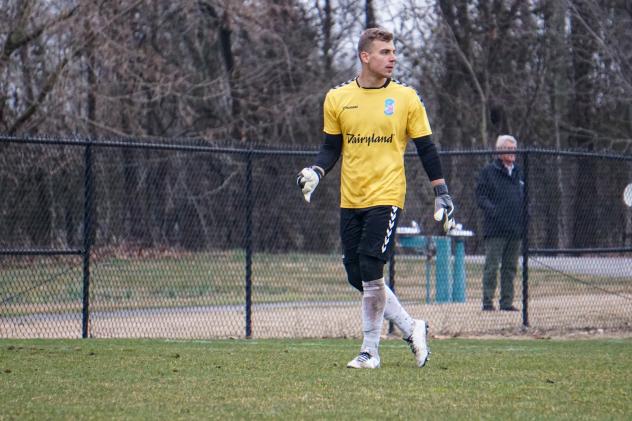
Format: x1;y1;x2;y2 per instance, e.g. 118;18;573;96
476;135;524;311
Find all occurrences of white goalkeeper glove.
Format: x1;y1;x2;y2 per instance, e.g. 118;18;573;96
296;166;324;203
433;184;456;233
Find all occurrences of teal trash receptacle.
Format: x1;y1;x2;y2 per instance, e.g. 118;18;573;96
451;238;466;302
448;228;474;303
434;236;451;303
398;223;472;305
398;235;428;251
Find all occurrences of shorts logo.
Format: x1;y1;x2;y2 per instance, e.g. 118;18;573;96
384;99;395;116
381;206;398;253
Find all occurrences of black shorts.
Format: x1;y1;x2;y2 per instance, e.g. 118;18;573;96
340;206;401;262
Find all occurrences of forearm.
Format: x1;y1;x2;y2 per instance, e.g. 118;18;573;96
313;133;342;175
412;135;444;182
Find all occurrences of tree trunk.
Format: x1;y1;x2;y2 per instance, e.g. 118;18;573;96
365;0;376;28
322;0;333;75
545;0;570;248
569;1;599;248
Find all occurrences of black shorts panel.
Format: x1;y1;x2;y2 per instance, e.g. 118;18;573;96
340;206;401;262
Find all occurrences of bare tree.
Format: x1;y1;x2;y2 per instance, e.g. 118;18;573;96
365;0;376;28
0;0;79;133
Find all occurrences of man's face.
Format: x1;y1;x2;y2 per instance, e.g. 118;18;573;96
361;40;396;79
498;141;516;166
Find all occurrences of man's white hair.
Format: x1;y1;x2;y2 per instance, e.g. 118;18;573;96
496;135;517;149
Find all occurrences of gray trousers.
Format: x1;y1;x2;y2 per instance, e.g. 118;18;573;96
482;237;521;308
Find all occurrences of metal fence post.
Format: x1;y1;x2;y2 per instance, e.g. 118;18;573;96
244;149;253;338
82;142;94;338
521;151;530;328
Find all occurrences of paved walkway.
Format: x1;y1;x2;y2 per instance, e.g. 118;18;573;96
466;255;632;277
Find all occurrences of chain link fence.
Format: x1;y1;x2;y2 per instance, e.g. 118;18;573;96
1;135;631;339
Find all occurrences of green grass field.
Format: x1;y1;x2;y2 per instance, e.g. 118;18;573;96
1;338;630;420
2;251;629;316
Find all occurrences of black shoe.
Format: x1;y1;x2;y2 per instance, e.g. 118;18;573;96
482;304;495;311
500;305;519;312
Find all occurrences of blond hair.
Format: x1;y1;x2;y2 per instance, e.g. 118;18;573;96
357;27;393;58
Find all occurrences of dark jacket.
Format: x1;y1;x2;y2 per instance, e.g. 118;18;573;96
475;159;524;238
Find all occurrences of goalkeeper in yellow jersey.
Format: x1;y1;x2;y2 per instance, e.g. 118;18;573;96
296;27;455;369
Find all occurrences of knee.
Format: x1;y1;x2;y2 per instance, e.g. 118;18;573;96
343;255;363;292
359;254;385;282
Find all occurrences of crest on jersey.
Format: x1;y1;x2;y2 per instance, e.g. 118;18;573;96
384;98;395;116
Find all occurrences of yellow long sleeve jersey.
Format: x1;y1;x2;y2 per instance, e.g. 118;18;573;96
323;78;432;209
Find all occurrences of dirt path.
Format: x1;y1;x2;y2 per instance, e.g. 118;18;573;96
2;293;630;339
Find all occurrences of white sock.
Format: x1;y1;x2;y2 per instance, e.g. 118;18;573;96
360;278;386;357
384;286;414;338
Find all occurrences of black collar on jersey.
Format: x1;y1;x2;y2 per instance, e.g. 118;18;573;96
355;77;391;89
